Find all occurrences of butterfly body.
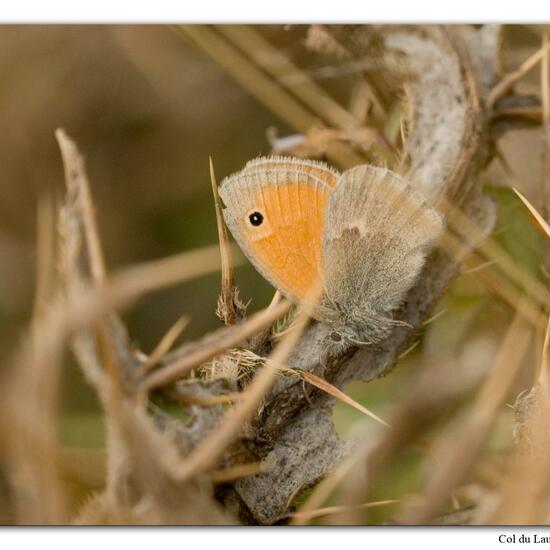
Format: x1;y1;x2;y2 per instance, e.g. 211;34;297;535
219;156;442;349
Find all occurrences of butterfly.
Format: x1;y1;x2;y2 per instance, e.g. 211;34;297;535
218;156;442;349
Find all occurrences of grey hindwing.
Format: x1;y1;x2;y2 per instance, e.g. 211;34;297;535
321;165;442;342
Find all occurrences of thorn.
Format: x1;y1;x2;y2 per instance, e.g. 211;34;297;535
137;315;191;377
461;259;498;275
398;340;420;360
209;156;246;325
513;187;550;240
267;290;282;310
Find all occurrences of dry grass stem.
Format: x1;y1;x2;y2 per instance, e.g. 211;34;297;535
491;313;550;523
217;24;389;162
140;299;291;396
288;499;400;523
443;197;550;311
541;312;550;390
177;25;364;169
4;240;237;506
137;315;191;376
172;389;245;406
290;454;362;525
45;244;236;361
400;306;533;524
55;128;106;283
461;253;546;330
439;222;544;330
460;258;498;275
177;25;315;131
541;32;550;219
32;193;57;321
172;305;311;482
218;25;360;131
209;461;272;483
487;41;550;108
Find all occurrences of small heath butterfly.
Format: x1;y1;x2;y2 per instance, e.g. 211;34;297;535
219;156;442;349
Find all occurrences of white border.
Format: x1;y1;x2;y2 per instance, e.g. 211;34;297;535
2;0;550;23
1;2;550;546
2;527;549;549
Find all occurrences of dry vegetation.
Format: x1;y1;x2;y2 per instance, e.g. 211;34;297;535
1;24;550;525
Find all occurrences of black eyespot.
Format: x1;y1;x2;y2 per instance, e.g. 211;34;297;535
249;211;264;226
330;332;343;342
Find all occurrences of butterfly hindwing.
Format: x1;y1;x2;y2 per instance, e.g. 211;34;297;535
321;165;442;341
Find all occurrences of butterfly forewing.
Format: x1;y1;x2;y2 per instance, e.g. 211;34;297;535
219;164;333;302
242;155;340;188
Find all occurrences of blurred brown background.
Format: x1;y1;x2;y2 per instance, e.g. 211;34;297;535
0;24;373;433
0;25;303;463
0;25;288;342
0;25;547;523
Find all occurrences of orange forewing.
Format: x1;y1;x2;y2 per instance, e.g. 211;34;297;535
243;182;329;300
